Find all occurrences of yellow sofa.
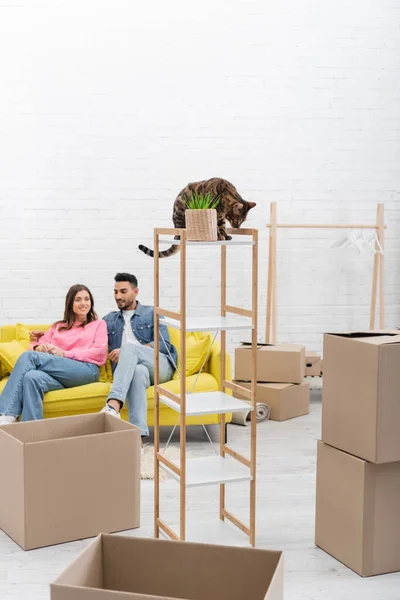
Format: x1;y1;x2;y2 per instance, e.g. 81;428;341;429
0;323;232;427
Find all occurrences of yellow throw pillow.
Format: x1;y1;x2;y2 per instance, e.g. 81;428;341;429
168;328;213;380
16;323;51;350
0;340;27;373
16;323;32;350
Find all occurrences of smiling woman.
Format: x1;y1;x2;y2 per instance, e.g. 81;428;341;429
0;284;108;425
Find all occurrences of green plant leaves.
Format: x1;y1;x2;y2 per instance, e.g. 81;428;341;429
184;191;220;210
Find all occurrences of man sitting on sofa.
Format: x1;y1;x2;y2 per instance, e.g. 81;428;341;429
101;273;177;441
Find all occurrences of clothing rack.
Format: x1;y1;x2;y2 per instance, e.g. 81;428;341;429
266;202;386;344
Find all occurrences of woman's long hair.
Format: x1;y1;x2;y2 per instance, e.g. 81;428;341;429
57;284;98;331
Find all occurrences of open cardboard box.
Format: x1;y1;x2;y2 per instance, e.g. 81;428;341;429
322;331;400;463
51;533;284;600
0;413;141;550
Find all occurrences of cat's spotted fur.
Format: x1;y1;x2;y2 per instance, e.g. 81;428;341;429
138;177;256;258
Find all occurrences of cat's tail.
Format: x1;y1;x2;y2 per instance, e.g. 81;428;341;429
138;243;181;258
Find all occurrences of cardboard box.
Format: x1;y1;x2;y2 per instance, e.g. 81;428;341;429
0;413;140;550
305;351;322;376
235;343;305;384
233;380;309;421
315;441;400;577
322;331;400;463
51;533;284;600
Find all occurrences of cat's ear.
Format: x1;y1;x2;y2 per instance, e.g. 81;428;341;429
233;202;243;211
248;202;256;209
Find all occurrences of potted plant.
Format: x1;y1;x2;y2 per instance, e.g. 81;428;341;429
185;192;219;241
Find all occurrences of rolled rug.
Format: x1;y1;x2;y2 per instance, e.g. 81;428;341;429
231;402;271;426
256;402;270;422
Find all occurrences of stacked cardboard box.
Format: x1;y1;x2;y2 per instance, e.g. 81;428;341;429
305;351;322;377
315;331;400;576
233;343;309;421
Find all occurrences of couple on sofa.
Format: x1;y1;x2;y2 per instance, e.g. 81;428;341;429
0;273;177;443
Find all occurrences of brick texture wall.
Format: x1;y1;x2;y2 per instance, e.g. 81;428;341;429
1;0;399;357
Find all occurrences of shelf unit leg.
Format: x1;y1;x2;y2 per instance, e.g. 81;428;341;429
378;203;385;329
154;230;160;539
370;204;379;329
220;244;227;521
250;228;258;547
180;229;187;541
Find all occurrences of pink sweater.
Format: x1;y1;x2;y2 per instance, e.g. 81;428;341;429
30;320;108;366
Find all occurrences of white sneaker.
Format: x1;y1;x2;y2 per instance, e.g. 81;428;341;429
0;415;17;425
100;405;121;418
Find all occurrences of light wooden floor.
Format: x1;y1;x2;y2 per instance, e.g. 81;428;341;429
1;391;400;599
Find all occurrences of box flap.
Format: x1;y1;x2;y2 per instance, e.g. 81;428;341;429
53;534;103;586
258;383;295;391
101;534;283;600
239;342;305;352
259;344;305;353
8;414;104;444
5;414;138;444
240;341;273;347
265;554;284;600
326;332;400;346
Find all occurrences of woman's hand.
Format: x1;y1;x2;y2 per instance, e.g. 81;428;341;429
48;346;65;357
30;330;45;342
35;343;53;353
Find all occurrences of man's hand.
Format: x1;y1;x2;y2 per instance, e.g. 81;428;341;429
35;343;53;353
30;330;45;343
108;348;121;363
48;347;65;357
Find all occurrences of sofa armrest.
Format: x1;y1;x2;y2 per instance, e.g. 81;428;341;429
207;341;232;394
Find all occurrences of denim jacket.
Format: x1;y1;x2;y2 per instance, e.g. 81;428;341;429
102;301;178;372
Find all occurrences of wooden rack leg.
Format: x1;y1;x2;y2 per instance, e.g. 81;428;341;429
154;231;160;538
220;245;227;521
250;229;258;547
378;203;385;329
266;204;273;344
270;203;277;344
370;203;382;330
180;230;187;541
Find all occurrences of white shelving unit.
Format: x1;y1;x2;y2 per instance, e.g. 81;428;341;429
154;227;258;546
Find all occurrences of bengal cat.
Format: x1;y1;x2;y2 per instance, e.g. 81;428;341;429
138;177;256;258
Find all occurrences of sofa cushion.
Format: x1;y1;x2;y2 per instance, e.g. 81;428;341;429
15;323;33;349
0;341;27;373
41;381;112;416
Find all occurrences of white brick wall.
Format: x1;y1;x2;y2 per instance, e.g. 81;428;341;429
0;0;399;358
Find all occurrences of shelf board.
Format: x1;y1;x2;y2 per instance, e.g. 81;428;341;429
158;238;255;247
163;315;253;332
160;391;253;416
159;455;252;488
160;519;251;547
